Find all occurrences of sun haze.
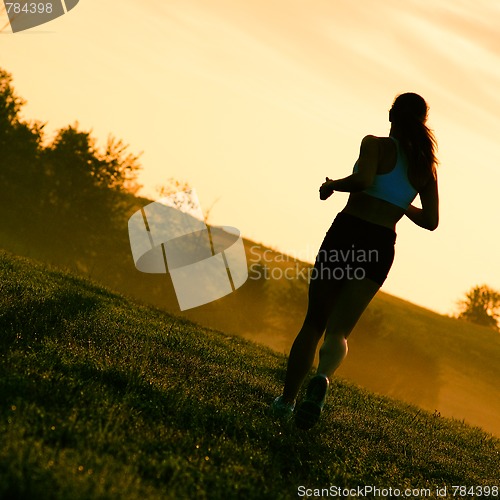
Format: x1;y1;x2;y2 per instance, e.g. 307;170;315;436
2;0;500;314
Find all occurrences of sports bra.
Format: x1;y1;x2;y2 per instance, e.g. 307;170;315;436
352;137;418;209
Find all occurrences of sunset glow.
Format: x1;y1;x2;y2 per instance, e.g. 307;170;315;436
2;0;500;314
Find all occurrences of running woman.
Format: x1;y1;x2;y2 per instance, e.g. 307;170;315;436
271;92;439;429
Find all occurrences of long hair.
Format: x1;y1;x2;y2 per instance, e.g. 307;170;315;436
389;93;438;186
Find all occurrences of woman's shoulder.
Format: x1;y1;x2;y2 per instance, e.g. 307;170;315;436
361;134;391;140
360;135;394;147
361;134;381;143
360;135;396;159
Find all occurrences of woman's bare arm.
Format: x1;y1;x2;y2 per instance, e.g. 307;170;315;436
405;176;439;230
319;135;379;199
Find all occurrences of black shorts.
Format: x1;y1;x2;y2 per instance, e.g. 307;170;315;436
312;212;397;287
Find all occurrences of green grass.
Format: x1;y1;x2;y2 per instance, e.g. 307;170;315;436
1;250;499;499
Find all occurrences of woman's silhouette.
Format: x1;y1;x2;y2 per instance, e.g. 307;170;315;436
271;92;439;429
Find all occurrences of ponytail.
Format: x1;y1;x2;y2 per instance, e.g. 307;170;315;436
390;93;438;187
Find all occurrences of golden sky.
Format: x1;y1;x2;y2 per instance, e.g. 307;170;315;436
2;0;500;315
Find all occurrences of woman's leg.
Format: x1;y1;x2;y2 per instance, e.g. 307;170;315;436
282;277;379;403
317;277;380;379
281;321;324;403
281;278;340;403
292;277;381;429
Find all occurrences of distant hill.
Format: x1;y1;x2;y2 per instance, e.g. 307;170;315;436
1;250;498;499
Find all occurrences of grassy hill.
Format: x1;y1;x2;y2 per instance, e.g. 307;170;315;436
1;250;499;499
2;200;500;439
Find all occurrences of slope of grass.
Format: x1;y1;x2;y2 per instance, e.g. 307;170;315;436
1;250;499;499
3;188;500;439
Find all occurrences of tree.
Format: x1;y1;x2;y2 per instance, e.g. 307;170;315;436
0;68;24;131
44;124;141;194
0;68;45;235
456;284;500;330
41;124;142;221
155;177;220;226
0;68;44;152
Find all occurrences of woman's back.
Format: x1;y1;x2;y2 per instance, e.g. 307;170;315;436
343;136;421;230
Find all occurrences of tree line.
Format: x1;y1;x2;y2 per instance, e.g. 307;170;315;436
0;67;141;227
0;67;145;269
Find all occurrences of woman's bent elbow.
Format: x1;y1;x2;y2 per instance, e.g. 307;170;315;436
427;218;439;231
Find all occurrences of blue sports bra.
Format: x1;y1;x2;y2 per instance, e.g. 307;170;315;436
352;137;417;209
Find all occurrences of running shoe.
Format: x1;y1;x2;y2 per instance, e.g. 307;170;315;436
295;375;329;430
270;395;295;420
